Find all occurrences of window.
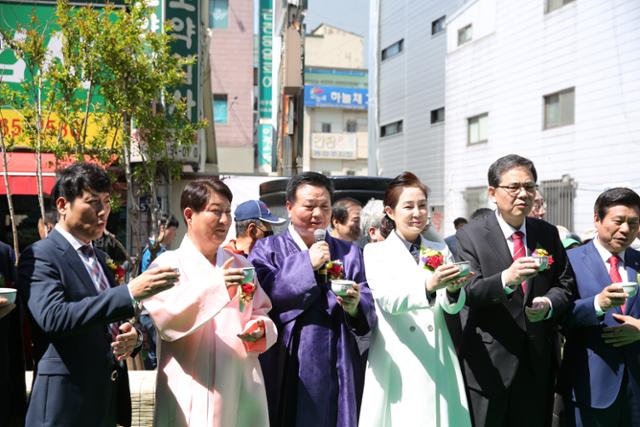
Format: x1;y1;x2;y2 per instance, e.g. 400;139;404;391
381;39;404;61
545;0;575;14
467;113;488;144
430;107;445;124
431;16;446;35
380;120;403;138
544;87;575;129
464;186;489;219
209;0;228;29
346;120;357;132
540;175;576;230
321;123;332;133
213;94;228;124
457;24;472;46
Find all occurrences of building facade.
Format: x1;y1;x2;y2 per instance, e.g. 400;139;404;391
443;0;640;236
303;24;368;175
368;0;466;234
208;0;255;173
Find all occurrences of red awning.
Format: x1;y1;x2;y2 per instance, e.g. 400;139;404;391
0;152;57;196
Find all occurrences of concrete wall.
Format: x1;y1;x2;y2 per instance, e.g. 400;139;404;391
444;0;640;235
374;0;467;208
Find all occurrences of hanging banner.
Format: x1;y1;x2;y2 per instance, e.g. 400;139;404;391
165;0;198;123
257;0;273;171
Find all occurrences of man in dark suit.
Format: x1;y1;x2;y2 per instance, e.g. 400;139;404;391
18;162;178;427
558;187;640;426
454;154;575;426
0;240;26;427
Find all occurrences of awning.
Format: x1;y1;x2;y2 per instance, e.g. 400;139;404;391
0;152;57;196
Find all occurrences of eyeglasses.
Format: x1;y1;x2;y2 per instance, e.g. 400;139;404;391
496;183;539;195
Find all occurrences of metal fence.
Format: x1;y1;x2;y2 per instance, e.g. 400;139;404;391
540;174;576;231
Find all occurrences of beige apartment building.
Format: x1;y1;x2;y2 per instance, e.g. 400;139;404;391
208;0;255;173
303;24;368;175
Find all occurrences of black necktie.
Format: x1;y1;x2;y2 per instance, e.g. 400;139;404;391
409;242;420;264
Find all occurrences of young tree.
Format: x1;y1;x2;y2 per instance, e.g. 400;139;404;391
0;0;202;267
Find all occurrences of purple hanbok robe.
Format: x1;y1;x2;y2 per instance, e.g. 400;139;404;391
249;229;376;427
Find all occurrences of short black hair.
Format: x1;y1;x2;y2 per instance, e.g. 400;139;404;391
285;171;334;204
332;198;362;225
453;217;468;228
487;154;537;187
470;207;494;221
52;162;111;204
180;179;233;224
43;209;58;225
594;187;640;220
159;213;179;229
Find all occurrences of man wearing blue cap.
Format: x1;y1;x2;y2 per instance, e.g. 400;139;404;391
225;200;286;257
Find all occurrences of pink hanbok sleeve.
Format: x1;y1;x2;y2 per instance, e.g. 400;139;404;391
143;246;232;342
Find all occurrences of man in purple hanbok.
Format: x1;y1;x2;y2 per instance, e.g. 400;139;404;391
249;172;376;427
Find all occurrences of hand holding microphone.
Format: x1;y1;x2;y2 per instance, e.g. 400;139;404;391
310;229;331;271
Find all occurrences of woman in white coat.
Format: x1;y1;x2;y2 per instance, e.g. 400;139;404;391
359;172;473;427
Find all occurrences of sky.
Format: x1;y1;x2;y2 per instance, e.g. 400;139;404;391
254;0;371;65
305;0;370;63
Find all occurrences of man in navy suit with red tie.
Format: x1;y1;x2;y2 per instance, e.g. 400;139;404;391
19;162;178;427
558;187;640;426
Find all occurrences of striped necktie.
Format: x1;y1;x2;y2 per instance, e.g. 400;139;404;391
80;245;119;340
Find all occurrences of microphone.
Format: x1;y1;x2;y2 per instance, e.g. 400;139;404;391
313;228;326;243
313;229;328;284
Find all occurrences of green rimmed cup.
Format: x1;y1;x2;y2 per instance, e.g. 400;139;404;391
242;267;255;283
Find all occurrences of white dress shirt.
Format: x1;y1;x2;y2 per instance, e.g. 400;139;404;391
592;236;627;315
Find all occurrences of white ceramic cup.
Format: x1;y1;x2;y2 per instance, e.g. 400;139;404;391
619;281;638;298
330;279;355;297
0;288;17;305
531;256;549;270
453;261;471;277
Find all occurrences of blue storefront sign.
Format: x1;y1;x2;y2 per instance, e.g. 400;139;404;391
304;85;368;110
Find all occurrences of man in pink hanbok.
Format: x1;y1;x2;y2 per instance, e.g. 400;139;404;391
144;179;277;427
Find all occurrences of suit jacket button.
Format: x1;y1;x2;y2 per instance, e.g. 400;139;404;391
427;325;434;332
409;326;416;332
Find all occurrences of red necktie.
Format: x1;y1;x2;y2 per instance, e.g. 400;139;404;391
609;255;626;313
512;231;526;293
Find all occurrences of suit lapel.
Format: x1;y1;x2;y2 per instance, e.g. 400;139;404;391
484;215;526;308
95;249;117;288
623;250;640;314
49;230;99;296
484;215;514;269
523;219;538;302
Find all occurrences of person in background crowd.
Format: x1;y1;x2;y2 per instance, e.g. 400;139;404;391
454;154;575;427
445;217;468;260
359;172;473;427
37;209;58;239
139;213;179;370
140;213;179;273
557;187;640;426
143;179;276;427
249;172;376;427
470;207;494;221
18;162;178;427
0;240;26;427
224;200;286;257
528;190;547;220
331;197;363;242
359;199;387;245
